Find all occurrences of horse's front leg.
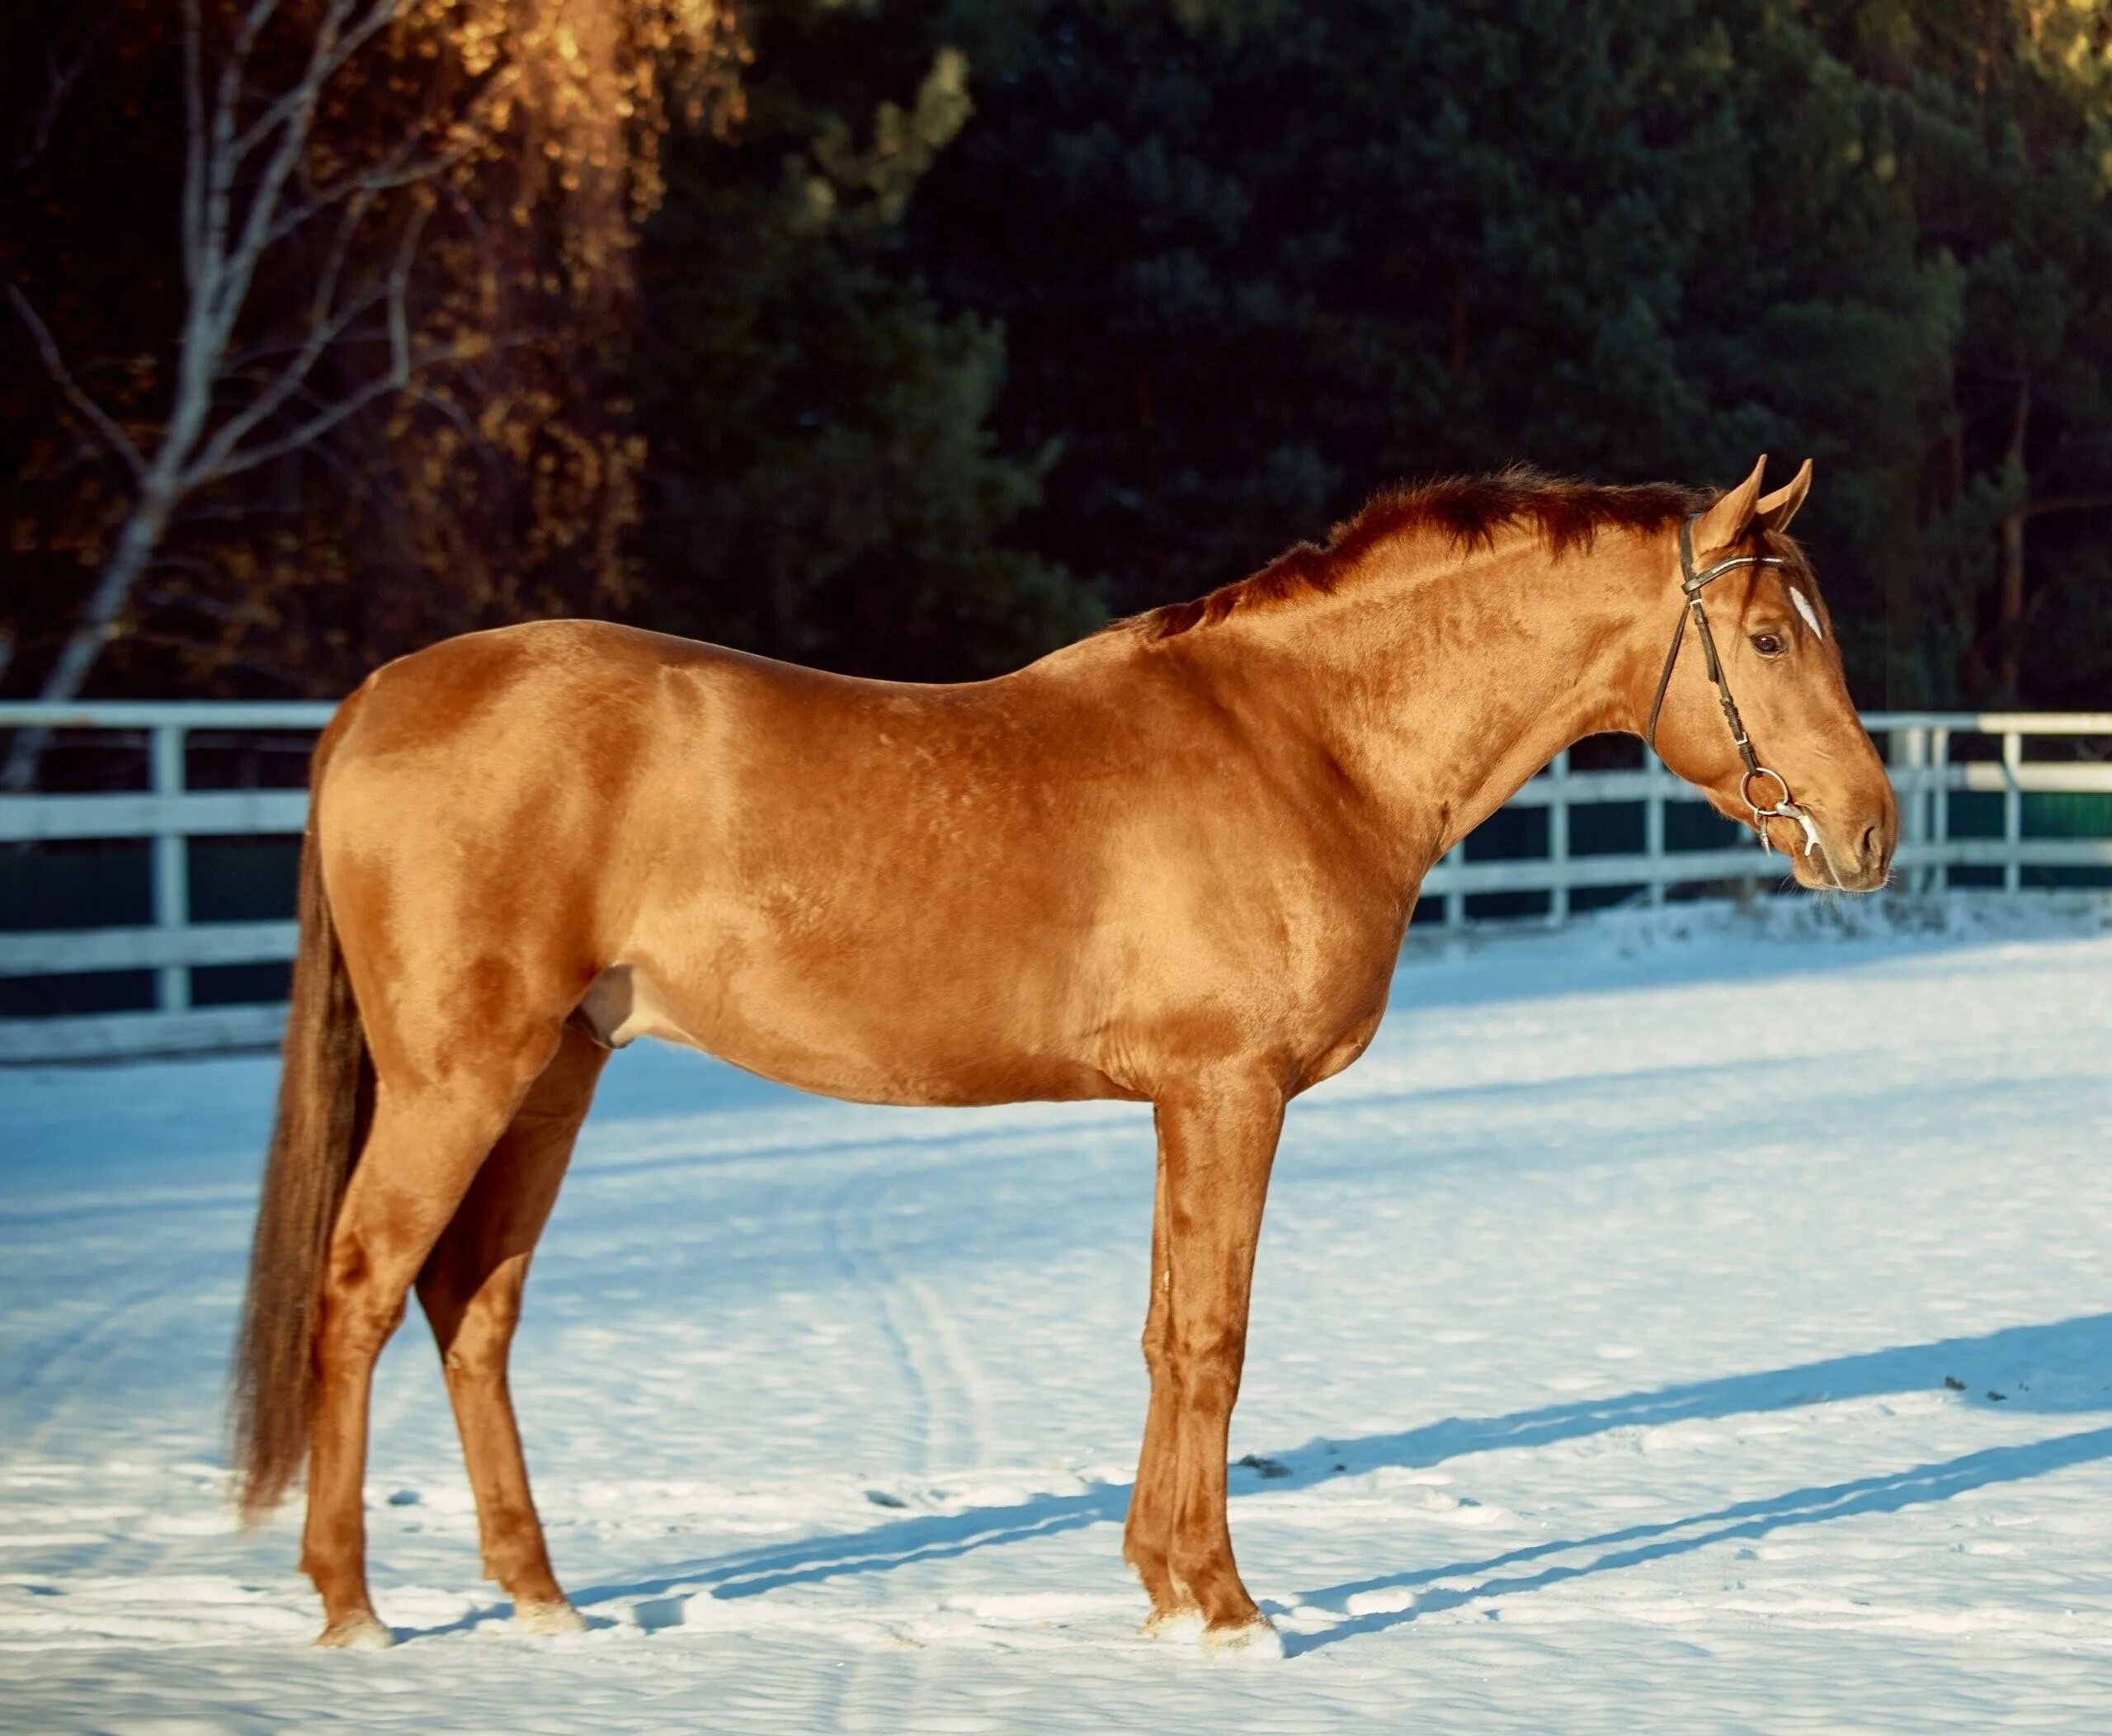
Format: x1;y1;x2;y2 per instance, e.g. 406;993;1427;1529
1135;1070;1285;1653
1124;1125;1190;1631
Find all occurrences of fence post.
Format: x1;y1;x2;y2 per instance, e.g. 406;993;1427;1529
1888;724;1926;893
2002;729;2023;894
1547;749;1570;925
1443;842;1465;929
151;722;190;1013
1930;727;1949;892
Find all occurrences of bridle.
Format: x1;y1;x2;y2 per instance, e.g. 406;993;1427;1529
1643;514;1816;857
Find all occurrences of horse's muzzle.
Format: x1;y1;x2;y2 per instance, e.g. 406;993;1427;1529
1786;804;1894;892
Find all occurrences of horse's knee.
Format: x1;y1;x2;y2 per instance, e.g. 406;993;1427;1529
1170;1328;1244;1412
422;1257;526;1380
440;1298;520;1381
1141;1312;1172;1383
320;1287;408;1362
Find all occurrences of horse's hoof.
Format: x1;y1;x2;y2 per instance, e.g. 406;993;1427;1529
514;1599;587;1635
314;1611;393;1649
1200;1616;1283;1660
1140;1606;1204;1642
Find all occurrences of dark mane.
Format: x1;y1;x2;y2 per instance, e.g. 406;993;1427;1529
1126;465;1712;639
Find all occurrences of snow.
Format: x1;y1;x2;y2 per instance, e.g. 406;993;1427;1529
5;898;2112;1731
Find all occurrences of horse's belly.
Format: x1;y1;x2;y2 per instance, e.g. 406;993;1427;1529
582;956;1129;1107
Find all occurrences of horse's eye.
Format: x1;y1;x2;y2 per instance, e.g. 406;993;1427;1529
1751;632;1786;658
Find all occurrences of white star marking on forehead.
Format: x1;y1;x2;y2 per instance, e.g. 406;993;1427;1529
1791;587;1824;640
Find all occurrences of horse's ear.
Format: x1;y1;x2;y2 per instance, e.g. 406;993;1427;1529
1690;455;1770;552
1755;458;1813;535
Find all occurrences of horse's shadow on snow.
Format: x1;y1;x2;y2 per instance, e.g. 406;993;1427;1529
567;1310;2112;1652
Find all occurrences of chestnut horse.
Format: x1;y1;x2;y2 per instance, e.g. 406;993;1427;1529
233;457;1895;1653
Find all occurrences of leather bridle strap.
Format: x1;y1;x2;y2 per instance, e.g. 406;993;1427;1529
1644;515;1804;847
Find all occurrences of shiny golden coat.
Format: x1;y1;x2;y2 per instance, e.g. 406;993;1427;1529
234;458;1896;1652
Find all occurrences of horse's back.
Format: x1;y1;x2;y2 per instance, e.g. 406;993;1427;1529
332;618;848;753
312;622;1146;1100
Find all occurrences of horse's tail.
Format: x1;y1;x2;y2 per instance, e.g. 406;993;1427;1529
231;719;371;1524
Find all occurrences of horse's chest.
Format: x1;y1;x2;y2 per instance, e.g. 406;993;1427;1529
1296;1008;1384;1092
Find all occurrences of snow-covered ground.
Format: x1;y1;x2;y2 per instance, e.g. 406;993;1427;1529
4;899;2112;1733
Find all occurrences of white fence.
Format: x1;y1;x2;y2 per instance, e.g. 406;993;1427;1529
1420;711;2112;922
2;703;330;1061
3;702;2110;1063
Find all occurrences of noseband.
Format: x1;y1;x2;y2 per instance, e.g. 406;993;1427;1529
1643;515;1812;856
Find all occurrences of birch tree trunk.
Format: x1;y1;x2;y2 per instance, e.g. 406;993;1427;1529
2;0;447;791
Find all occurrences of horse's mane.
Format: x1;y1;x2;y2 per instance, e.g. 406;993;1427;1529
1125;465;1713;640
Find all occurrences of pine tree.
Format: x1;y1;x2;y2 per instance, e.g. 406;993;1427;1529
1824;0;2112;704
629;3;1100;679
902;0;1967;712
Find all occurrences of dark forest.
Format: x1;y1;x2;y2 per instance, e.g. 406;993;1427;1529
6;0;2109;711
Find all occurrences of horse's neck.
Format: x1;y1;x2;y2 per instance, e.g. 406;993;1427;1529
1204;531;1659;880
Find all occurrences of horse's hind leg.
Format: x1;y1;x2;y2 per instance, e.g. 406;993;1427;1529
302;1021;564;1648
417;1024;606;1630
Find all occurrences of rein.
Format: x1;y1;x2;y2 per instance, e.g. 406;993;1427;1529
1643;515;1815;857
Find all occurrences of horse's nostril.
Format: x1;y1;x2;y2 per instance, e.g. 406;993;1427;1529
1859;822;1885;871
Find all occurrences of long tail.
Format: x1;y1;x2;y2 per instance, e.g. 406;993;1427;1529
231;734;371;1523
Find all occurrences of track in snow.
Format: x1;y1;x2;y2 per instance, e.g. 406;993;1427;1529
4;900;2112;1732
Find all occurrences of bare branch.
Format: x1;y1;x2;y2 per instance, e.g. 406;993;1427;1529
181;0;205;290
200;0;289;277
2024;492;2112;521
218;0;295;168
235;0;288;63
180;189;384;485
229;0;397;164
318;0;407;83
179;298;386;488
7;286;146;480
191;149;443;491
222;316;398;373
262;101;478;248
404;384;497;469
310;191;382;329
384;200;432;381
210;2;385;352
206;342;485;481
12;12;113;172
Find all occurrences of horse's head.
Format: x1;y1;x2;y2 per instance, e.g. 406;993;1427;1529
1642;457;1897;893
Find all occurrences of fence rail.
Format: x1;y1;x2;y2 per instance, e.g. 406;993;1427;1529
3;701;2109;1062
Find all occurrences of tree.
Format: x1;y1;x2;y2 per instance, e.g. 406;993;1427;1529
2;0;738;756
892;0;1961;705
5;0;478;786
1838;0;2112;704
629;2;1099;679
6;0;2105;711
